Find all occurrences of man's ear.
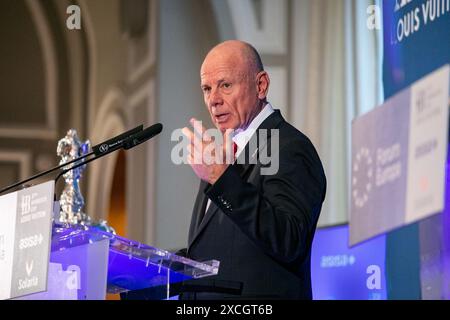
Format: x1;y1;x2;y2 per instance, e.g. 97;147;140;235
256;71;270;100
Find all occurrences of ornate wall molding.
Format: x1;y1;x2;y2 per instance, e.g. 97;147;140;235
0;0;58;141
212;0;290;117
0;150;32;181
87;88;126;221
78;0;98;135
126;0;157;85
227;0;287;55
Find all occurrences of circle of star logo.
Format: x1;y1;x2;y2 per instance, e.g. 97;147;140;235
352;147;373;208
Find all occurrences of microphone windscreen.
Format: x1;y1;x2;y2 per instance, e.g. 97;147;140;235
124;123;163;149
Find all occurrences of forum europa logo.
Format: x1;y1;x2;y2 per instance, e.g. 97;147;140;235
352;147;373;209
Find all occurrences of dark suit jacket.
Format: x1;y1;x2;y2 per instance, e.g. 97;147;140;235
180;110;326;300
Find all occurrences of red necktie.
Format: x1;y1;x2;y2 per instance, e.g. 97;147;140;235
233;142;238;157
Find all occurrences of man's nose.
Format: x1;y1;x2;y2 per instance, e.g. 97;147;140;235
209;88;223;108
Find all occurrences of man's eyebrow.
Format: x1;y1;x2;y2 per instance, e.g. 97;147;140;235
217;78;230;85
201;79;227;87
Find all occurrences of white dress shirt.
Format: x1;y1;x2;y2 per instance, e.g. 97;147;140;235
232;103;275;157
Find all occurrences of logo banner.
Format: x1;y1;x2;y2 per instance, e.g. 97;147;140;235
350;65;449;246
0;181;54;299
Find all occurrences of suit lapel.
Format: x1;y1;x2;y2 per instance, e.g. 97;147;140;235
188;181;209;245
188;199;220;247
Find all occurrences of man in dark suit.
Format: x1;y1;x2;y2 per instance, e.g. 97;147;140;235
180;40;326;300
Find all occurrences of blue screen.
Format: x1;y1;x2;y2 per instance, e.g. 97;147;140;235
311;224;387;300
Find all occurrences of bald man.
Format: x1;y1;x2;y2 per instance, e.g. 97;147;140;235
180;41;326;300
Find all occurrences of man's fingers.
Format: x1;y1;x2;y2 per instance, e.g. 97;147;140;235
185;120;211;154
223;129;232;149
185;134;203;164
190;118;211;140
182;127;194;142
224;129;234;162
183;127;201;152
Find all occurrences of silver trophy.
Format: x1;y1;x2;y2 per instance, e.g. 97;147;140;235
57;129;91;226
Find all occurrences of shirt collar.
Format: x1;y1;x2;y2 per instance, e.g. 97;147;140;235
232;103;275;156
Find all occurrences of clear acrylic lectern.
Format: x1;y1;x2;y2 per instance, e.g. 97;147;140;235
18;225;219;300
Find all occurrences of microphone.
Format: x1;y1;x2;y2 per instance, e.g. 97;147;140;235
124;123;163;150
0;125;145;196
92;124;143;156
54;123;163;184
